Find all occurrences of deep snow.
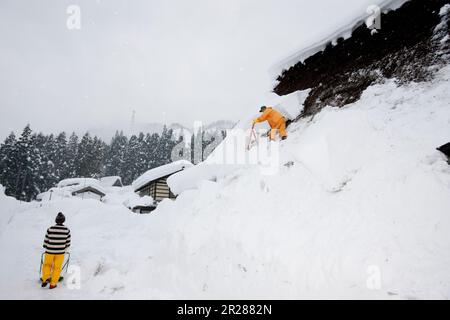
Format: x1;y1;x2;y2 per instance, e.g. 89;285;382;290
1;65;450;299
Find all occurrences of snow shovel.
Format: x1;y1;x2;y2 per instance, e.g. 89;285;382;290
246;125;259;151
39;252;71;283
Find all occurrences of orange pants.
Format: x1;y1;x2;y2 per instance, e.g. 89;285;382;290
270;118;287;140
42;253;65;286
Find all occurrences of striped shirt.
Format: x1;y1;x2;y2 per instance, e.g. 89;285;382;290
43;224;71;255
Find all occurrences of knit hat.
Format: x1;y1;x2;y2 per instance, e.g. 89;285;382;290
259;106;267;113
55;212;65;225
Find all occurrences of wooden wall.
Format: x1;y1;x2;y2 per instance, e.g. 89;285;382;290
137;176;176;201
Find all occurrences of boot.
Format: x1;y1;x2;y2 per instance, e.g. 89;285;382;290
41;279;49;288
49;284;57;290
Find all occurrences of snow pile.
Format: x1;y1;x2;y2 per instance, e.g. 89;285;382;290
169;102;291;195
1;66;450;299
0;185;22;227
123;194;154;210
168;89;311;195
132;160;193;191
168;163;245;196
163;65;450;299
101;185;139;207
0;185;18;207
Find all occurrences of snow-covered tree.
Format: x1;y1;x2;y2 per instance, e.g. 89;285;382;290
34;133;58;194
104;131;128;178
76;133;105;178
65;132;79;178
154;126;176;167
54;132;68;180
122;135;141;185
14;125;40;201
0;132;18;196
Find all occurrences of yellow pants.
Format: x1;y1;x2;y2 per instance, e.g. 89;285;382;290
42;253;65;286
270;118;287;140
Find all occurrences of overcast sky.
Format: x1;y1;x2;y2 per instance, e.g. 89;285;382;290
0;0;384;139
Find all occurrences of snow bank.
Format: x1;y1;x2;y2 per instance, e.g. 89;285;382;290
167;121;261;196
0;185;21;227
168;163;250;196
166;65;450;299
161;65;450;299
102;185;138;207
123;194;154;209
168;88;311;195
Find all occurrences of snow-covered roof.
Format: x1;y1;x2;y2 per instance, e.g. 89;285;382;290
37;183;107;201
72;186;106;197
269;0;409;78
132;160;194;191
56;177;106;195
57;178;101;188
100;176;123;187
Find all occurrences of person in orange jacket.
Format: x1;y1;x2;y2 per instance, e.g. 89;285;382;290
253;106;288;140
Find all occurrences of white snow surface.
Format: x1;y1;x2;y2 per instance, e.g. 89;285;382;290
123;194;154;210
1;65;450;299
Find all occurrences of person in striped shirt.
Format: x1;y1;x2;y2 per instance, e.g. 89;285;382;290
41;212;71;289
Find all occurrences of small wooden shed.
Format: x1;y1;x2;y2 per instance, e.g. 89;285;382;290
72;186;106;201
132;160;193;202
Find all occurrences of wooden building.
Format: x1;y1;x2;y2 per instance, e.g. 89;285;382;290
132;160;193;202
136;175;176;201
72;186;106;201
36;177;107;202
